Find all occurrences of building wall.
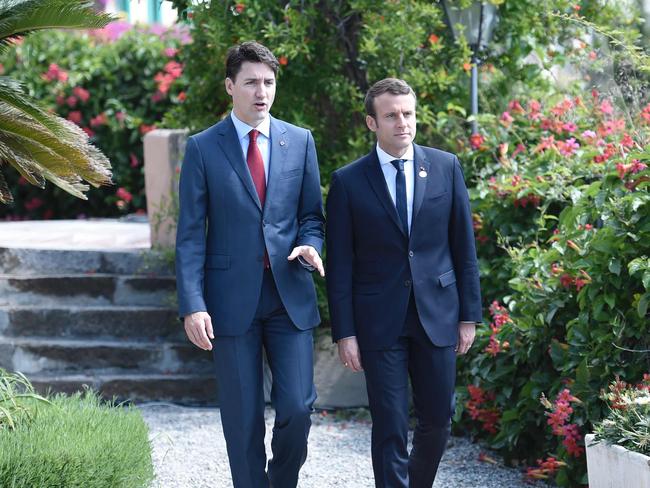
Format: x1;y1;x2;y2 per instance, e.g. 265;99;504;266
104;0;178;26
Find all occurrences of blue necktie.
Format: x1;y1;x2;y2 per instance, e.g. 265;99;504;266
390;159;408;234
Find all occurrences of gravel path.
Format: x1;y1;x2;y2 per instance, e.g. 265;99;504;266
140;404;540;488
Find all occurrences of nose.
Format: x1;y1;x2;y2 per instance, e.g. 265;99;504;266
396;113;406;127
255;82;266;99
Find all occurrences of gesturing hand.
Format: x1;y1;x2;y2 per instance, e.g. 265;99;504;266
337;336;363;372
184;311;214;351
287;245;325;277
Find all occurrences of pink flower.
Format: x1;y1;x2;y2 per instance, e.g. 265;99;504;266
500;111;514;127
558;138;579;156
90;113;108;127
507;100;525;114
42;63;68;83
55;95;65;106
116;187;133;203
562;122;577;133
130;153;140;168
177;91;186;102
115;111;126;122
151;91;164;103
512;143;526;157
164;47;178;57
24;197;44;211
600;99;614;115
66;96;77;108
588;51;597;60
67;111;83;124
82;127;95;138
581;130;596;140
72;86;90;103
164;61;183;78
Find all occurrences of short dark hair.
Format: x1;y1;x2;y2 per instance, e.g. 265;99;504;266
225;41;279;81
364;78;416;117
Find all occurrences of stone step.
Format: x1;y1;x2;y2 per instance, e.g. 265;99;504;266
26;372;217;406
0;336;212;375
0;274;176;307
0;305;183;341
0;247;172;276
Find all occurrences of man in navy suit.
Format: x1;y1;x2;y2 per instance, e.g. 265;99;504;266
326;78;482;487
176;41;324;488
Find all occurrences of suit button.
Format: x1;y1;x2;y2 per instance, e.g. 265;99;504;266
404;279;412;287
408;251;414;258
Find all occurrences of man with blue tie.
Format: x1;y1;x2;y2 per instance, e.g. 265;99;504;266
326;78;482;487
175;41;325;488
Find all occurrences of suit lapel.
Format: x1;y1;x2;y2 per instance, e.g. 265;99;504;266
412;144;431;228
363;150;406;236
216;117;262;211
265;117;288;215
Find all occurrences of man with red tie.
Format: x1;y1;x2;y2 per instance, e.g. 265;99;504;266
176;41;325;488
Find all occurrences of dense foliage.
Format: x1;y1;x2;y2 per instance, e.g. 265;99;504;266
0;0;114;206
0;23;188;219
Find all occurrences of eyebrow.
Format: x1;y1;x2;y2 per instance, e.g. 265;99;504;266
243;77;275;82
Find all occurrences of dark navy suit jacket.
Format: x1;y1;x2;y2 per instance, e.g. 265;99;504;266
326;144;481;350
176;115;324;335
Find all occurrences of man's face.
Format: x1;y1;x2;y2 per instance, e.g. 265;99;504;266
366;93;417;158
225;61;276;127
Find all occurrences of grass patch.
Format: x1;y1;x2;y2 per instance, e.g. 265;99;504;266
0;391;154;488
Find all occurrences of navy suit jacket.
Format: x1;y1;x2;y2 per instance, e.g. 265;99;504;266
326;144;481;350
176;115;324;335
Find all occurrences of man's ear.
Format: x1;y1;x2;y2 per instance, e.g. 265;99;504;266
225;77;234;96
366;114;377;132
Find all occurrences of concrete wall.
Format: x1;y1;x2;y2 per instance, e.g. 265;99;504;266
143;129;188;248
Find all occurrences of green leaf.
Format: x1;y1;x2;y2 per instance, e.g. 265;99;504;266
609;259;621;275
638;293;649;318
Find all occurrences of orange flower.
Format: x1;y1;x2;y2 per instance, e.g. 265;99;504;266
278;56;288;66
463;62;472;72
428;33;439;44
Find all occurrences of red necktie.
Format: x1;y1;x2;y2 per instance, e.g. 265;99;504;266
247;129;269;267
247;129;266;206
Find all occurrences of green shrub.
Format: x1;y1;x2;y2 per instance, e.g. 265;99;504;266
0;369;50;430
0;390;153;488
451;44;650;484
0;23;188;219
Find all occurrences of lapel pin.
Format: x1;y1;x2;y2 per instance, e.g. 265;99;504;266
418;167;428;178
279;140;286;146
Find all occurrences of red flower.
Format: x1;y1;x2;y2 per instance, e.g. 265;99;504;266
24;197;44;211
72;86;90;103
428;33;440;44
67;111;83;124
165;61;183;78
469;133;485;150
90;113;108;127
82;127;95;138
177;91;186;102
139;124;156;135
116;187;133;203
562;423;584;457
278;56;288;66
560;274;574;288
42;63;68;83
130;153;140;168
235;2;245;13
507;100;525;115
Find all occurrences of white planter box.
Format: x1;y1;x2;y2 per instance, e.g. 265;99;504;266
585;433;650;488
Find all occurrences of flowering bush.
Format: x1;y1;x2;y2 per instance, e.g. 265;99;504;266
0;23;188;219
452;73;650;485
592;376;650;456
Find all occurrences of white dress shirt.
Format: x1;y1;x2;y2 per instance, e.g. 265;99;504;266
230;111;271;184
377;143;415;231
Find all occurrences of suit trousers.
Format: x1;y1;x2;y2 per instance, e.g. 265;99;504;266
361;295;456;488
212;269;316;488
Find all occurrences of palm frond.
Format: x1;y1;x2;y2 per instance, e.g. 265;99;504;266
0;76;70;137
0;102;112;185
0;164;12;204
0;101;112;199
0;0;115;52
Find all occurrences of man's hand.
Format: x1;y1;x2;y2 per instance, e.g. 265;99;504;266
287;245;325;277
456;322;476;355
184;311;214;351
338;336;363;372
